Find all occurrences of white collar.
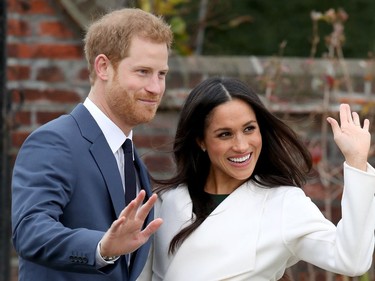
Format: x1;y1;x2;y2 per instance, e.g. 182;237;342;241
83;97;132;153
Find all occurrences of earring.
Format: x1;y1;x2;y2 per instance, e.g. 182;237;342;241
202;147;206;152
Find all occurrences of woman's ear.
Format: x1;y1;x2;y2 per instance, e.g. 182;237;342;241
196;139;206;152
94;54;111;81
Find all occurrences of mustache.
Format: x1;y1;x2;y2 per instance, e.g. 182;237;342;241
138;94;161;102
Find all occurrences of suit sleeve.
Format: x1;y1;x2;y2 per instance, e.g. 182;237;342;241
282;162;375;276
11;127;105;273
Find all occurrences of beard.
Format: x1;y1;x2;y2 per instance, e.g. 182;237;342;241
106;79;160;127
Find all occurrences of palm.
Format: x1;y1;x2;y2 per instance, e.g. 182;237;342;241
100;191;162;256
327;104;370;171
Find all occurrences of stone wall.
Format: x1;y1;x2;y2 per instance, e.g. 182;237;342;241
5;0;375;280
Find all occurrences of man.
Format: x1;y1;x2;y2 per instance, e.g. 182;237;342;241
11;8;173;281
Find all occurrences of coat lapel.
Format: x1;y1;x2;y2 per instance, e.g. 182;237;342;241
129;150;153;280
90;138;125;217
134;150;152;197
162;182;268;281
70;104;125;217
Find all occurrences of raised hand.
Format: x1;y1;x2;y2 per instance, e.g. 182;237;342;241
327;103;370;171
99;190;163;257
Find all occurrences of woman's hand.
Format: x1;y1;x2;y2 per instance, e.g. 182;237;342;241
327;103;371;171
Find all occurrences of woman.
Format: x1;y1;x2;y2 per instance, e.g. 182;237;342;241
139;77;375;280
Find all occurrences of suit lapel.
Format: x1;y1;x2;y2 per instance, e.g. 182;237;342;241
90;138;125;217
70;104;125;217
129;150;153;280
134;150;152;197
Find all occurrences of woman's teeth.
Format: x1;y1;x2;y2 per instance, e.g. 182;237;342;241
229;154;250;163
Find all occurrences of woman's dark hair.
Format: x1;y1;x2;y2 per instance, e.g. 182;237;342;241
154;77;312;254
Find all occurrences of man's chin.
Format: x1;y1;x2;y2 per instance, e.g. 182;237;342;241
137;113;157;125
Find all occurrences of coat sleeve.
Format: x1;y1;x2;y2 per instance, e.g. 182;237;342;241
11;126;105;273
282;162;375;276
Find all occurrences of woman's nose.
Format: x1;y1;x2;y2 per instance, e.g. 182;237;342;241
232;135;248;152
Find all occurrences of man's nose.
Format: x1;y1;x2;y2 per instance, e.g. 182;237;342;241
145;75;164;94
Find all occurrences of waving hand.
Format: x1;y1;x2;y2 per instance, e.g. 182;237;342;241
327;103;371;171
99;190;162;257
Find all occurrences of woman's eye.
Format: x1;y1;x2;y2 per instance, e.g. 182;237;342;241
218;132;231;138
245;125;256;132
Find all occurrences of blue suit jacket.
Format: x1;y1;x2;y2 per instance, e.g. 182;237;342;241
12;104;154;281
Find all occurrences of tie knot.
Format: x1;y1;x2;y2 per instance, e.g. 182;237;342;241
123;139;133;153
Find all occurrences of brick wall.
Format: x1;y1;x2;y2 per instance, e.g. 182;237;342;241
7;0;87;154
5;1;375;280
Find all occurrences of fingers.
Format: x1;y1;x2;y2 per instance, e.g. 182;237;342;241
352;111;361;126
136;193;158;222
118;190;147;218
352;111;370;131
118;191;158;224
100;190;161;256
335;103;368;130
132;189;147;207
110;216;126;233
141;218;163;238
339;103;352;125
363;118;370;131
327;116;340;136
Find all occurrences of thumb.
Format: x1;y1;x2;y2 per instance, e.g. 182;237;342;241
327;117;340;137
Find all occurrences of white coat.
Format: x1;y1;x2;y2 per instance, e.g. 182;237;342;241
138;163;375;281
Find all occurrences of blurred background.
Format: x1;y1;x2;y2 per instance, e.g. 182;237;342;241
1;0;375;280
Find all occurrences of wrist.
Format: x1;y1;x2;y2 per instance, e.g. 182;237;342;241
99;241;119;262
346;158;368;171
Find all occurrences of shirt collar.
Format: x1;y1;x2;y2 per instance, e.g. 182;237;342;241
83;97;132;153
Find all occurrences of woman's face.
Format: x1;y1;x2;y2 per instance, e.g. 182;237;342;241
199;99;262;192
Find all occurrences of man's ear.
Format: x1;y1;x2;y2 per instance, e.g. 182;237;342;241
94;54;111;81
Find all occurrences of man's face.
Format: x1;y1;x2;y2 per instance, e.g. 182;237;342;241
105;36;169;131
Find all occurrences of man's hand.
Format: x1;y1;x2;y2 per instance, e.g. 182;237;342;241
327;103;371;171
99;190;162;257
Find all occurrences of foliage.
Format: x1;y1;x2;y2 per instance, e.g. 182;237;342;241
172;0;375;57
137;0;192;55
136;0;375;57
360;272;370;281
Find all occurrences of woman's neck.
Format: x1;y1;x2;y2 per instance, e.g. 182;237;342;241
204;175;245;195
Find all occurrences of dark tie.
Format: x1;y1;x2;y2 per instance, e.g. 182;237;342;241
123;139;136;205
